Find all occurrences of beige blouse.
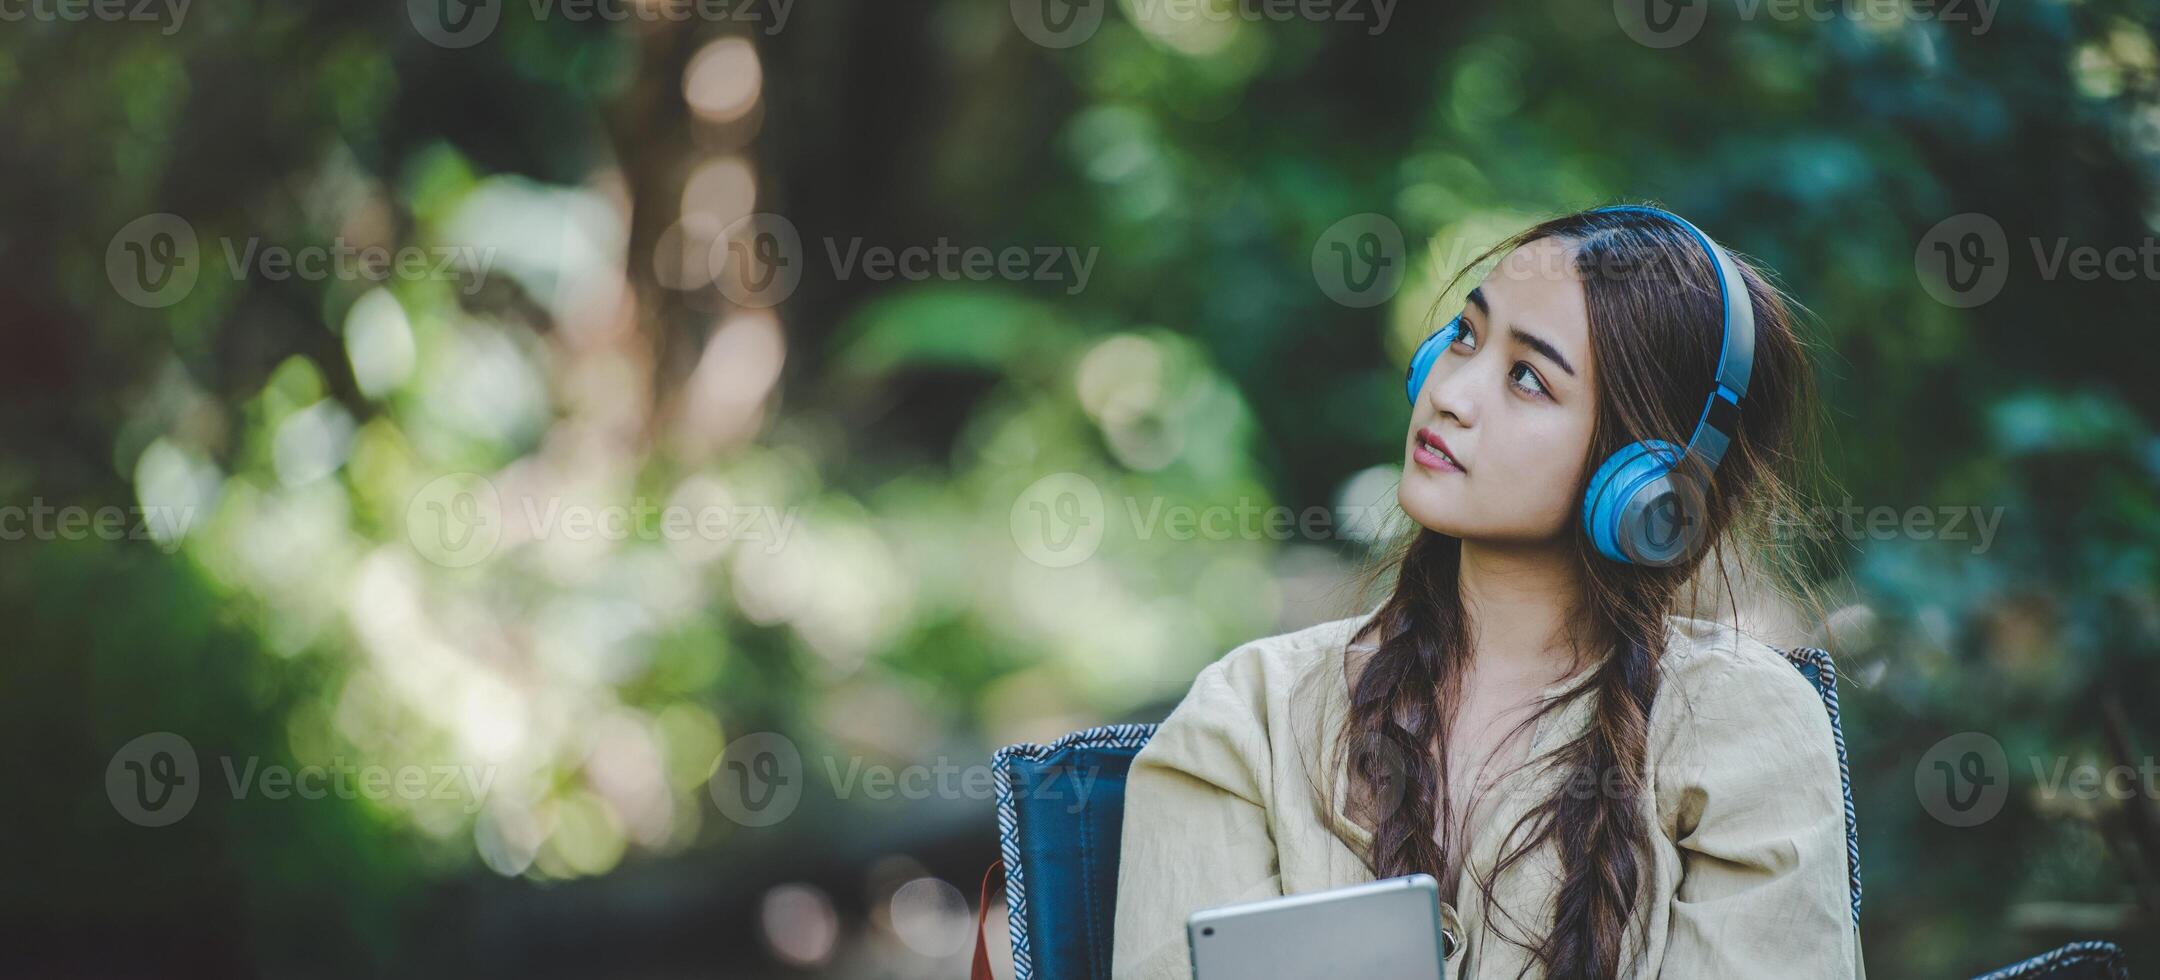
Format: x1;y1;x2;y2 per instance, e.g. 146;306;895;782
1110;610;1866;979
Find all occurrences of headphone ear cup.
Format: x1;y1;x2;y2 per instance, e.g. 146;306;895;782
1612;468;1706;566
1404;316;1462;404
1581;439;1685;564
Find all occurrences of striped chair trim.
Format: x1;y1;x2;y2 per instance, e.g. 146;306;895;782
993;722;1159;980
1784;646;1863;927
1971;940;2128;980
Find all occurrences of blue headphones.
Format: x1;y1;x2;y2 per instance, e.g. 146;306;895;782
1403;205;1756;567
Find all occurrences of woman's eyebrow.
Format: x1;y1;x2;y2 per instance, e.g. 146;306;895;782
1509;327;1577;378
1466;286;1578;378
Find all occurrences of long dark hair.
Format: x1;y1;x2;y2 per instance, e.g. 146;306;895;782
1335;205;1823;978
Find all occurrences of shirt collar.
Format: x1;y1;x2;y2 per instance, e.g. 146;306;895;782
1314;613;1622;863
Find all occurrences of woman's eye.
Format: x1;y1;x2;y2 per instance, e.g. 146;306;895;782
1451;323;1477;352
1509;362;1548;398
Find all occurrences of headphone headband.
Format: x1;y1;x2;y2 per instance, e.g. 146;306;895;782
1585;205;1756;479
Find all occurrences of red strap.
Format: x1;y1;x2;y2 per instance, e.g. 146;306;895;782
971;857;1005;980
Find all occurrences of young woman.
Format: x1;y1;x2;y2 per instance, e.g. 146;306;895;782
1111;206;1863;979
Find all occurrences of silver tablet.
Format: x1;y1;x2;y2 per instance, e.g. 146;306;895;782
1187;874;1450;980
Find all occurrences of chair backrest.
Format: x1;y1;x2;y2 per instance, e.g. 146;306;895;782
991;723;1159;980
1969;940;2128;980
985;650;1862;980
1781;646;1862;927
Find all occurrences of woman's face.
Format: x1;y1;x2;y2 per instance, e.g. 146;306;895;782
1399;236;1600;546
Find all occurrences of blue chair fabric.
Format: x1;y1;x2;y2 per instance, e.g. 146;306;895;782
991;722;1159;980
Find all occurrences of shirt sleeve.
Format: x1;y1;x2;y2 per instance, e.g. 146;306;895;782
1111;655;1286;980
1655;652;1864;979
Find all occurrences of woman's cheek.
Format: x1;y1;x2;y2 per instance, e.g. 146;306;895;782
1505;445;1585;537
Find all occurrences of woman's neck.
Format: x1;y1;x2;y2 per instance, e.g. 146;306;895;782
1455;537;1593;683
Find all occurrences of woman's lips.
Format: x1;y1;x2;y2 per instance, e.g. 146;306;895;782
1412;426;1465;474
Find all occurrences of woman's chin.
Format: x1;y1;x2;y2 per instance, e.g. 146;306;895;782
1396;488;1467;536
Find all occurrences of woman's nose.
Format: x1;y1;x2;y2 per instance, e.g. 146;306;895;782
1427;358;1477;425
